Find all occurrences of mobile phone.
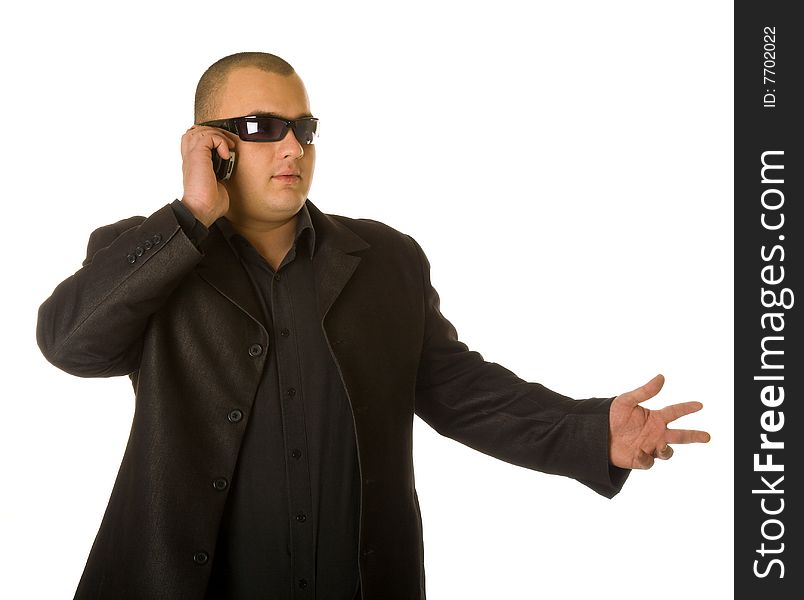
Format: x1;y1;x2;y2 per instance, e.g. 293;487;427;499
211;149;236;181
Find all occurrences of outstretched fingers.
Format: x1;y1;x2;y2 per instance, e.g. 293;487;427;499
665;428;711;444
623;373;666;406
657;402;710;444
659;401;704;423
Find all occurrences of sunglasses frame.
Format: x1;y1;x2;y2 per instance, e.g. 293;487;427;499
198;114;319;144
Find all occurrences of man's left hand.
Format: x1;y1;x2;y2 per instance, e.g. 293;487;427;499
608;374;711;470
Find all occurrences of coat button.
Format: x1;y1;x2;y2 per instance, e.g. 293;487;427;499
126;253;136;264
295;512;307;522
152;233;162;245
212;478;228;491
248;344;263;357
193;551;209;565
227;409;243;423
135;246;144;257
143;240;153;250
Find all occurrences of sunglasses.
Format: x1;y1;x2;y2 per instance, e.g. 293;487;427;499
198;114;319;144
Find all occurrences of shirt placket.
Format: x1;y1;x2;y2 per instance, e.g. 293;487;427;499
270;268;316;598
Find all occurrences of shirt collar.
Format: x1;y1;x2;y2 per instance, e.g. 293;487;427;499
215;200;316;261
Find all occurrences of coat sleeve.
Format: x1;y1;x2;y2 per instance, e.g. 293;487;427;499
407;235;630;498
36;202;203;378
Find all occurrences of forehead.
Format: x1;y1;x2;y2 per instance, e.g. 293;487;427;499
217;67;311;120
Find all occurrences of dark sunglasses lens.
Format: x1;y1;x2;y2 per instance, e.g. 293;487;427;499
238;117;287;141
293;120;318;144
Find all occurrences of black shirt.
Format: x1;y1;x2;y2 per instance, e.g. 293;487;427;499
171;200;361;600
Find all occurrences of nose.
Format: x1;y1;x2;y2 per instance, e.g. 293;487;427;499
278;127;304;159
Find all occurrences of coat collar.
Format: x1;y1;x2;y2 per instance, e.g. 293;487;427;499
195;198;370;326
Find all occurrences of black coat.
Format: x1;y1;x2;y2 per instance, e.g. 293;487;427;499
36;199;628;599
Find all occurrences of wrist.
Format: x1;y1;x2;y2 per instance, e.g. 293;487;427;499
180;198;218;228
171;199;211;247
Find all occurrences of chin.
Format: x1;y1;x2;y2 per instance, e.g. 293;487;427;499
263;194;306;213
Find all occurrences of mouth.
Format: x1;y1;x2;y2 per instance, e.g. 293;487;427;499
273;171;301;183
273;174;301;183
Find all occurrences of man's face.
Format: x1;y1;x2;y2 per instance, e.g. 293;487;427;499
214;67;316;225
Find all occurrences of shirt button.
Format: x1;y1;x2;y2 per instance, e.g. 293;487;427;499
212;477;228;491
193;551;209;565
298;578;308;589
295;512;307;522
248;344;263;357
227;409;243;423
280;328;290;337
274;274;281;281
291;449;302;459
287;387;296;397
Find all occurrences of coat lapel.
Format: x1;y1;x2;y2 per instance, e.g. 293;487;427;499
195;227;264;324
306;199;370;321
194;199;370;325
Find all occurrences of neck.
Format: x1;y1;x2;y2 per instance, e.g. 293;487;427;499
228;214;299;271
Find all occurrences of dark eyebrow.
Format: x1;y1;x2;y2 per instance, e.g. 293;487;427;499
246;110;314;120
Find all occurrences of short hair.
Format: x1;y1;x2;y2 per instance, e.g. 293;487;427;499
194;52;296;124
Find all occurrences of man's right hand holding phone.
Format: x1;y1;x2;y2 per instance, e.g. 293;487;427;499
180;125;238;228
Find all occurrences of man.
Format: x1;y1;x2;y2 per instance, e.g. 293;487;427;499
36;51;710;600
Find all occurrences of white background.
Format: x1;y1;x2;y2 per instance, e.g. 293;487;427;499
0;1;733;598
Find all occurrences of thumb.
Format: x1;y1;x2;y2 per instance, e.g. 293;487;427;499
621;373;665;406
